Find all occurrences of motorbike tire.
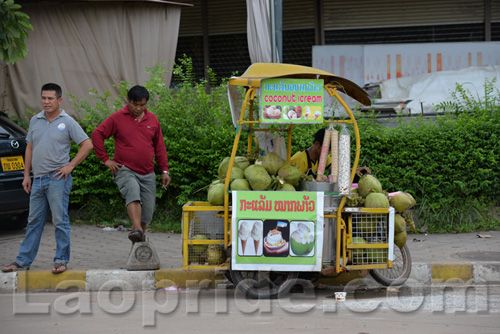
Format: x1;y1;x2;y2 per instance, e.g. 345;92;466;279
230;269;299;299
369;243;411;286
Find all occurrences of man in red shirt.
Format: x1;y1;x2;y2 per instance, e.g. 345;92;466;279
91;85;170;243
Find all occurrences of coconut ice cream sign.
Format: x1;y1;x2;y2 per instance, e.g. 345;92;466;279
231;191;324;271
261;78;324;124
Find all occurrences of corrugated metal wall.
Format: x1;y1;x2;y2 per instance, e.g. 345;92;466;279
323;0;487;29
175;0;500;84
179;0;247;35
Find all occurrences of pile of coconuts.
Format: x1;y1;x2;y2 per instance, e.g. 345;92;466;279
207;152;302;206
347;174;417;250
188;234;228;265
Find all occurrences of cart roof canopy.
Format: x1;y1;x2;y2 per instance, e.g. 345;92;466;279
229;63;371;106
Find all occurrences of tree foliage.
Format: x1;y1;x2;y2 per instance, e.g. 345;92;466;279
0;0;33;64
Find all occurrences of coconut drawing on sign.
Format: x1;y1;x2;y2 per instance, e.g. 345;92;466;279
263;106;282;119
290;222;315;257
282;106;302;120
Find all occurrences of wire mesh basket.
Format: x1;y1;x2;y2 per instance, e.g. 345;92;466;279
350;211;390;265
185;209;225;265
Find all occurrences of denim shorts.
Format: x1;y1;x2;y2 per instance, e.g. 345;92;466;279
114;166;156;224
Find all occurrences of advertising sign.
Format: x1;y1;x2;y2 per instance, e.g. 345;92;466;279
261;78;324;124
231;191;324;272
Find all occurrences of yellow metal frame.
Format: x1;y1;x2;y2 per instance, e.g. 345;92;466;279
181;201;229;270
344;208;393;270
181;63;396;273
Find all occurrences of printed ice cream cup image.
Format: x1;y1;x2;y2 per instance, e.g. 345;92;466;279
238;220;252;255
304;106;311;119
334;292;346;301
313;110;322;120
290;222;314;256
264;229;286;248
251;221;263;254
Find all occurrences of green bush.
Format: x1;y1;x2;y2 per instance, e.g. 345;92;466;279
354;79;500;232
67;59;500;233
68;58;239;231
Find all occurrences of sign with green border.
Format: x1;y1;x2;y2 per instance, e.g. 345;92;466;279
231;191;324;272
261;78;324;124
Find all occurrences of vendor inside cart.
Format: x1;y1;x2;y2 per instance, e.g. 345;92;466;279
291;128;370;182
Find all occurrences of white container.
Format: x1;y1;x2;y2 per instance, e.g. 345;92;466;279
334;292;346;301
338;124;351;195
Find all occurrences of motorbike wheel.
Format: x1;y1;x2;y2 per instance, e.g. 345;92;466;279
230;270;299;299
369;244;411;286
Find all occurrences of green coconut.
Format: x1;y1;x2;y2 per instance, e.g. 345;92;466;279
364;192;390;208
351;237;367;263
394;214;406;233
230;167;245;180
394;230;408;248
277;165;301;186
261;152;285;176
230;178;251;191
358;174;383;198
189;235;209;263
390;192;416;213
207;245;228;265
218;156;250;179
234;156;250;170
279;183;296;191
209;179;222;189
207;183;225;205
217;157;231;179
244;165;272;190
244;164;259;179
290;231;314;255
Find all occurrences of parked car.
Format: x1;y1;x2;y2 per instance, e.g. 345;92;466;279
0;112;30;230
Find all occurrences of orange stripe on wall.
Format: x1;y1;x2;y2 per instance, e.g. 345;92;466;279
477;52;483;66
468;52;472;67
437;53;442;71
427;54;432;73
387;55;391;79
396;54;402;78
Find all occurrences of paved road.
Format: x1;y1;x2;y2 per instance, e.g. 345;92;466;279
0;286;499;333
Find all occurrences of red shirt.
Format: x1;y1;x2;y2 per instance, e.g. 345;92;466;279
91;105;169;175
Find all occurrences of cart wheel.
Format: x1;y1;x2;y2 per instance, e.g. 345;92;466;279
369;244;412;286
230;270;299;299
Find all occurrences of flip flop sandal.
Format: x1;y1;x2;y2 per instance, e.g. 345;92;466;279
128;230;143;243
52;262;67;274
1;262;28;273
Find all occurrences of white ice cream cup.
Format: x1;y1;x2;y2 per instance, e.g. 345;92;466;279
334;292;346;301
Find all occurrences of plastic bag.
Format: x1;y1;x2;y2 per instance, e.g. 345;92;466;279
338;124;351;195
